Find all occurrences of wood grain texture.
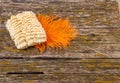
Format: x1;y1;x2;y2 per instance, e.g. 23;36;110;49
0;0;120;83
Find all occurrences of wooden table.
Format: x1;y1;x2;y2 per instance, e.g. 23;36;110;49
0;0;120;83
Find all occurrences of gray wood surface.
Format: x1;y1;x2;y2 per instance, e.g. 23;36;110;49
0;0;120;83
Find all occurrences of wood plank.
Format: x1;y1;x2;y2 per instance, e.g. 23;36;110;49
0;59;119;83
0;27;120;58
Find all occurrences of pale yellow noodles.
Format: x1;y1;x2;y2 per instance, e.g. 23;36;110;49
6;11;47;49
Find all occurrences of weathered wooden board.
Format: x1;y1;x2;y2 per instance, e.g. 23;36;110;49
0;59;120;83
0;0;120;83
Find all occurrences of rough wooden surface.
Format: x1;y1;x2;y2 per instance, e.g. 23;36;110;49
0;0;120;83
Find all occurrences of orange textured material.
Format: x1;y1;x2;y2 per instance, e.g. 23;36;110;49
35;14;78;52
